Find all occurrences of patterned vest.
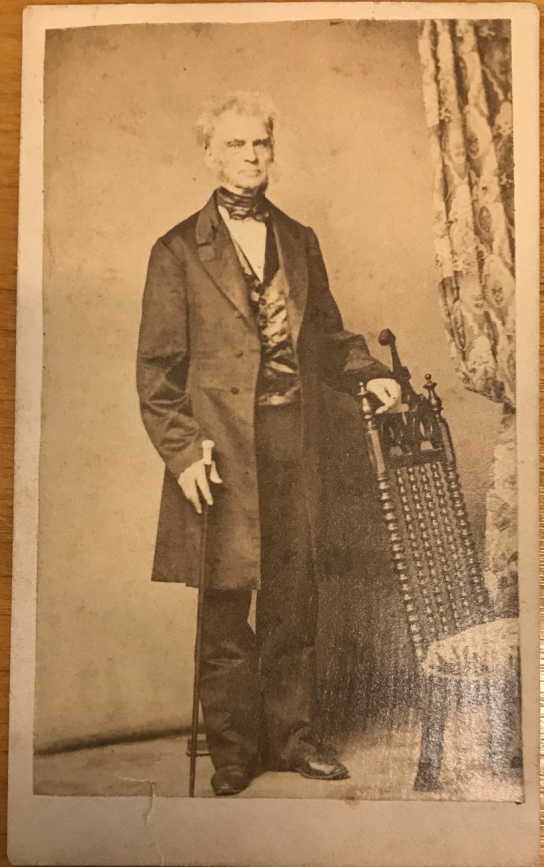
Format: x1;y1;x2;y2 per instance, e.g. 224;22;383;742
232;227;301;407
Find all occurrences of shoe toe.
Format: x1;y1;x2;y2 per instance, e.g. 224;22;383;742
293;755;350;781
211;766;252;796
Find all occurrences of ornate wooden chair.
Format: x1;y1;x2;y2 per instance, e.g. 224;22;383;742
358;330;520;792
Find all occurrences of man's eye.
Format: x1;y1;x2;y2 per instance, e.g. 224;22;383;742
226;140;244;148
255;139;272;148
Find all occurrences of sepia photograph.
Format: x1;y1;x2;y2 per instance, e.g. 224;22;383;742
9;2;539;865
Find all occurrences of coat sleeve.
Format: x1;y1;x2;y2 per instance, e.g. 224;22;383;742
136;238;205;479
305;227;393;387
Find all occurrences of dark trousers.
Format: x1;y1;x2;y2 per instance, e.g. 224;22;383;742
199;403;318;771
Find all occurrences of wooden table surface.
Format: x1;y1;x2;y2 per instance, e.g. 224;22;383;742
0;0;541;864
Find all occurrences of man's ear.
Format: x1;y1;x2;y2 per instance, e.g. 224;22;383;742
203;145;216;172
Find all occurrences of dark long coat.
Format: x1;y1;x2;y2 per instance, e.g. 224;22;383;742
136;193;390;590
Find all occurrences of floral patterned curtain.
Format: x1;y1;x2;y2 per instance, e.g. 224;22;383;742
418;21;516;611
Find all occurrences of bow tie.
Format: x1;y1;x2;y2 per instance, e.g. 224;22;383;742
216;187;269;222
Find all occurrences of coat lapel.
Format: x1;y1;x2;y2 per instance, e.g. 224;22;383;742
195;193;309;344
195;194;253;324
269;203;309;346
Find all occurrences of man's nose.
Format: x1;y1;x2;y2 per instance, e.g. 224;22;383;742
242;144;258;162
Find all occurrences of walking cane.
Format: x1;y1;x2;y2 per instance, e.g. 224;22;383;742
188;439;215;797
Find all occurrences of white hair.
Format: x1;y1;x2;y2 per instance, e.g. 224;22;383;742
195;91;276;148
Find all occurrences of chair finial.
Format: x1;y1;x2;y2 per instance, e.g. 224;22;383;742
423;374;442;413
379;329;418;406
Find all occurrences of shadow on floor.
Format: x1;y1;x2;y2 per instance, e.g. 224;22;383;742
34;714;523;801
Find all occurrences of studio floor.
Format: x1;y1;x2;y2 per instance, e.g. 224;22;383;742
34;712;523;802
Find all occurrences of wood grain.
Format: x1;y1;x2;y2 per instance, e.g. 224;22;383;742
0;1;540;864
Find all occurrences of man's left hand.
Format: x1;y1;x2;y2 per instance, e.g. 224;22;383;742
365;378;402;414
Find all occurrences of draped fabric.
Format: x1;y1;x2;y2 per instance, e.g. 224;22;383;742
483;409;517;610
418;20;517;610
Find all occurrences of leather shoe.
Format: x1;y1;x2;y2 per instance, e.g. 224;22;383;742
211;765;253;796
291;753;350;781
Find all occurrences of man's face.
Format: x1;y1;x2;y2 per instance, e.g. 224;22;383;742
205;110;274;194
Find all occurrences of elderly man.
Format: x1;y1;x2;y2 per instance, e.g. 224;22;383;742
137;93;400;796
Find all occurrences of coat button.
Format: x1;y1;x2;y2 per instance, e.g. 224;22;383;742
231;386;240;394
235;350;244;358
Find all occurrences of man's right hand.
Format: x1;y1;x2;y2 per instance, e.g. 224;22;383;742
177;450;223;515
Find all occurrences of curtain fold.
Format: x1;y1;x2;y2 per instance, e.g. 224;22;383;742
418;20;516;611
